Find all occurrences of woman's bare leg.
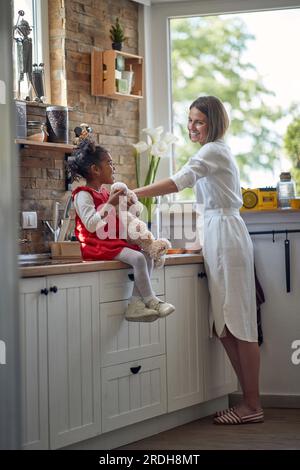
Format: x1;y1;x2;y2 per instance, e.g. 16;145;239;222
236;338;261;412
219;327;261;416
220;329;245;394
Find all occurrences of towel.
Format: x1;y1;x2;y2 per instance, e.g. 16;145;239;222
254;267;265;346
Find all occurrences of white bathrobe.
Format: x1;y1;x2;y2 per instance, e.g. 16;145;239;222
171;139;257;342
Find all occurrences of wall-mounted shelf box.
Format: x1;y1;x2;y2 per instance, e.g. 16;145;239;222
91;49;143;100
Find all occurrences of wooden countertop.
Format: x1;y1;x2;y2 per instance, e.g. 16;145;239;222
20;253;204;278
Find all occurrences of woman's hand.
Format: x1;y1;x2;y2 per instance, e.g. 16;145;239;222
133;178;178;198
108;189;126;207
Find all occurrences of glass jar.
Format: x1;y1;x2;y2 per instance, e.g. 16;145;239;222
27;121;48;142
46;106;69;143
277;172;296;209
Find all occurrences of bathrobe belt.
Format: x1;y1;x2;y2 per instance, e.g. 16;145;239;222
204;208;240;217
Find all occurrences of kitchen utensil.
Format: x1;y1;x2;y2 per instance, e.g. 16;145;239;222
284;232;290;293
52;201;60;231
57;218;71;242
63;195;72;219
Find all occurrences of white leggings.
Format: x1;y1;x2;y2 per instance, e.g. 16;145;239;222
114;248;154;299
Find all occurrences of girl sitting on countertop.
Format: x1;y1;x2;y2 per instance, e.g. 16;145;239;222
68;139;175;322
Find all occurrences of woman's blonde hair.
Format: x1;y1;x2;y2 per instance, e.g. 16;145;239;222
190;96;229;143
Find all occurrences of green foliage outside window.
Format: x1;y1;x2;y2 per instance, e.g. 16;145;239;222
171;16;290;199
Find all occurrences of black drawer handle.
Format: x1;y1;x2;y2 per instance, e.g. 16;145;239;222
128;274;134;282
40;288;49;296
50;286;58;293
198;272;207;279
130;366;141;375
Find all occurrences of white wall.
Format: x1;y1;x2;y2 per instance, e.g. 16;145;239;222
242;212;300;396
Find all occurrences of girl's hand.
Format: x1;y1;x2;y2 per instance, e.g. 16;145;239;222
108;189;126;207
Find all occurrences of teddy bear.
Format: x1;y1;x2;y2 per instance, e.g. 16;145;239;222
111;182;171;268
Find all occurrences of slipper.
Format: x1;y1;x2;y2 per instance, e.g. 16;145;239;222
214;409;264;425
214;406;235;418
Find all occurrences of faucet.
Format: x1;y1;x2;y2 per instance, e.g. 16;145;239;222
44;201;60;242
43;220;60;242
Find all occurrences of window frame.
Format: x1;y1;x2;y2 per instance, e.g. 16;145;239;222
14;0;51;102
140;0;300;189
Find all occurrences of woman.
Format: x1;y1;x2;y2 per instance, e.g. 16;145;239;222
134;96;263;425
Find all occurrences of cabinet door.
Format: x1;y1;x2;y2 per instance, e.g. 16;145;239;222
100;298;166;367
101;356;167;433
47;273;101;449
99;268;164;303
165;265;206;412
200;275;237;401
19;278;49;450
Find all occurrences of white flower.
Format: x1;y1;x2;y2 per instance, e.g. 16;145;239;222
162;132;178;145
151;141;169;158
142;126;164;144
132;141;150;154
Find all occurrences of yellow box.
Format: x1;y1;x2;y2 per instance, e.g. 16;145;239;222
241;188;277;211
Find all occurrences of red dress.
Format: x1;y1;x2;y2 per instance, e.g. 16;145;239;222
72;186;140;261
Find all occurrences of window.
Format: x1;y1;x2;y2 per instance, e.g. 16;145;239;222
145;0;300;202
170;9;300;200
13;0;50;101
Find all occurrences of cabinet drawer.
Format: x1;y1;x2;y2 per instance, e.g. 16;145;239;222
101;356;167;433
99;268;164;303
100;299;166;366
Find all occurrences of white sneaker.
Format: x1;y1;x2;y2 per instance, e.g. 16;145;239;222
125;299;159;323
146;299;175;318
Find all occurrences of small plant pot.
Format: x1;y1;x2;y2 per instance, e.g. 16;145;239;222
112;42;122;51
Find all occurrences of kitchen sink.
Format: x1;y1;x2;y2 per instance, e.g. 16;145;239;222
19;254;54;266
19;254;82;267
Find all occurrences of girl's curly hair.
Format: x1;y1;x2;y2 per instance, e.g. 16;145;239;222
67;138;109;182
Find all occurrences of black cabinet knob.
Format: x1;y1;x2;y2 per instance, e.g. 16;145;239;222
198;272;207;279
128;274;134;282
50;286;58;293
130;366;141;375
40;288;49;296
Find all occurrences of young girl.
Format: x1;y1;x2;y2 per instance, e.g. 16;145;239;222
68;139;175;322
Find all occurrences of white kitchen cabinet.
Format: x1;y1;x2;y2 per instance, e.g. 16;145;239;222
99;267;164;302
165;264;206;412
20;261;236;450
19;278;49;450
47;273;101;449
101;355;167;433
100;299;166;367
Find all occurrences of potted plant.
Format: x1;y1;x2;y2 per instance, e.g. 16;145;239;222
110;18;126;51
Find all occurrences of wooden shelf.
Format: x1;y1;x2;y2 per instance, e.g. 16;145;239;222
91;49;143;100
16;139;74;152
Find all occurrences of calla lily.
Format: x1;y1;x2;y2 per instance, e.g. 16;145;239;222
132;141;150;154
151;141;169;158
162;132;178;145
142;126;164;144
134;126;178;223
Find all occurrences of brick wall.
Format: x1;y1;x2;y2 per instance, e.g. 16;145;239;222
49;0;139;185
19;0;140;254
